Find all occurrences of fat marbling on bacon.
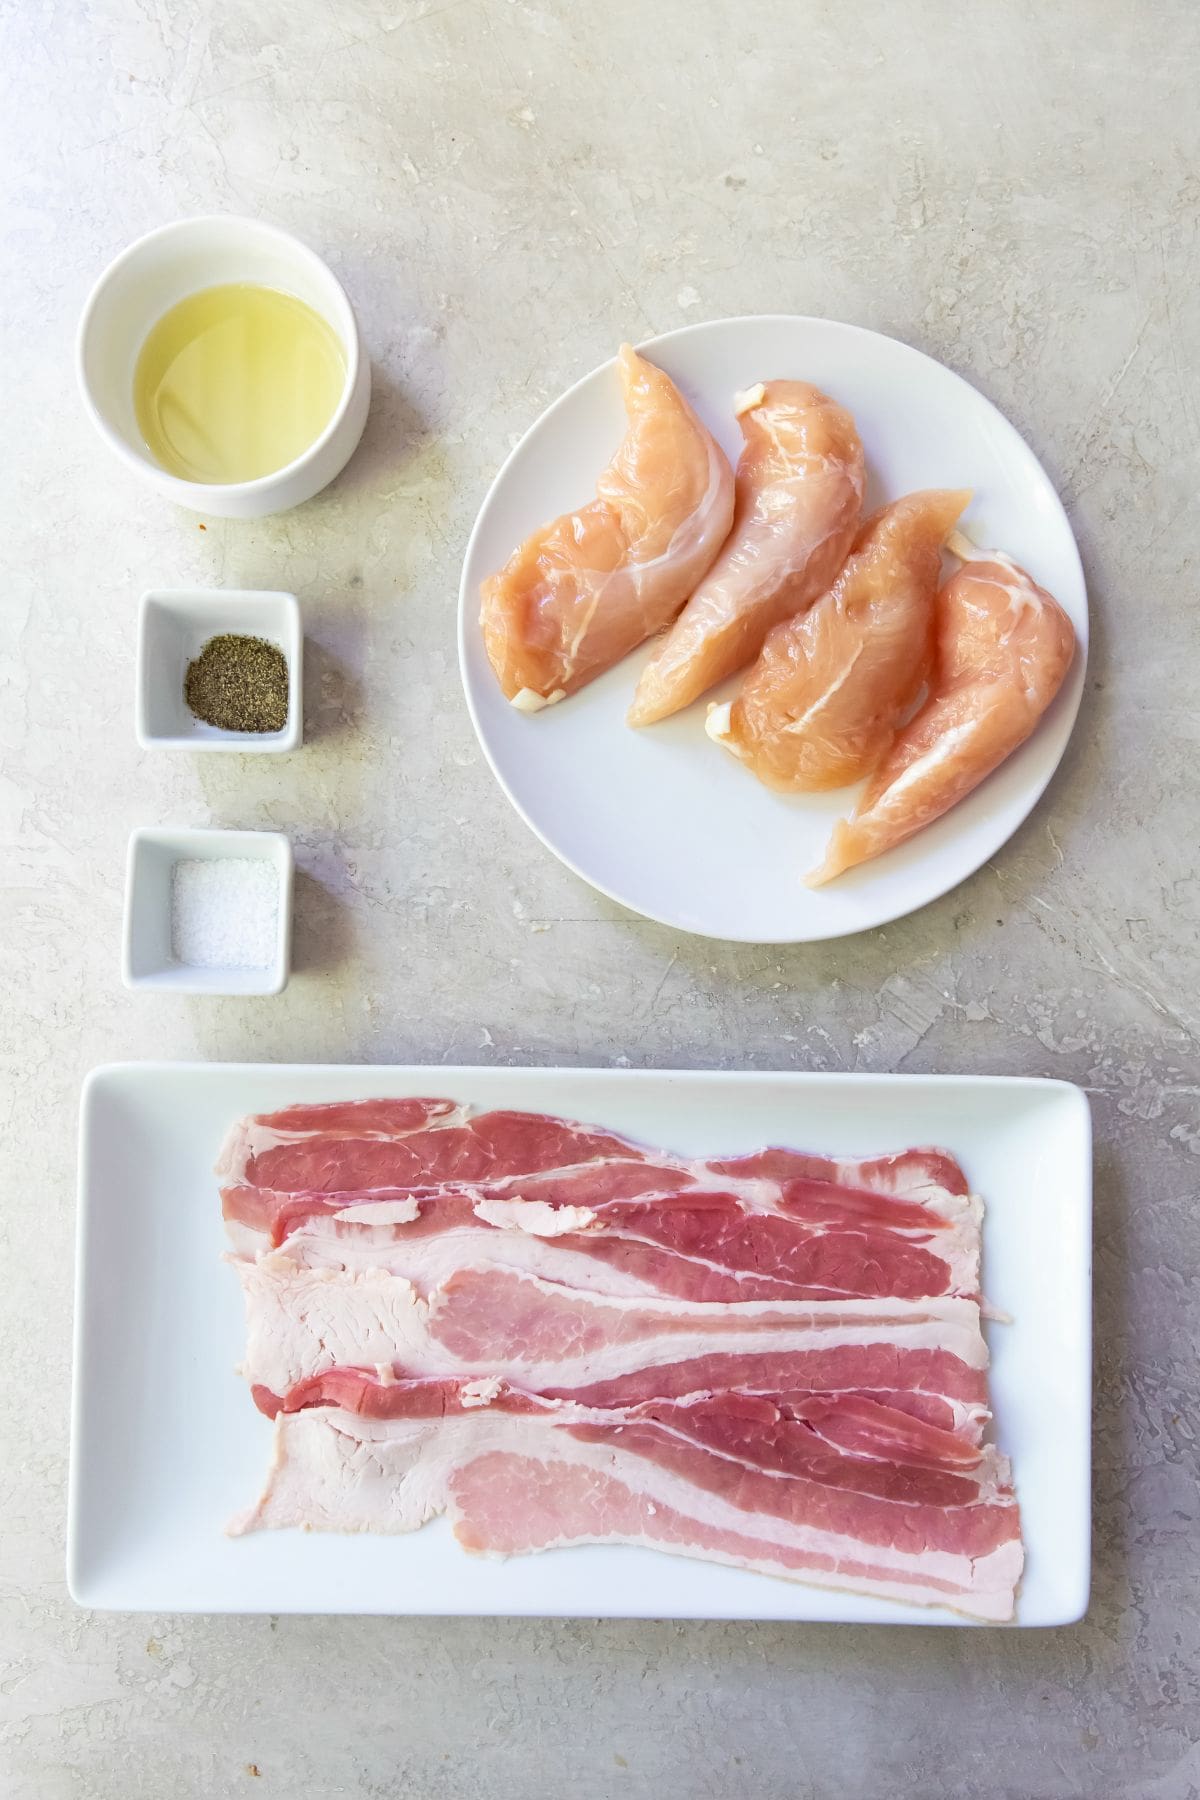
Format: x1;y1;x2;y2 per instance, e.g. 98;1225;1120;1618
220;1098;1023;1620
218;1099;982;1303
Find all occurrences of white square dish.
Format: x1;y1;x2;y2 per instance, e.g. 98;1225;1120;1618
136;589;303;751
121;828;293;994
69;1066;1091;1624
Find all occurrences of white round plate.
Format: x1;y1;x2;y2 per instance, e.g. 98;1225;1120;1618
458;316;1088;942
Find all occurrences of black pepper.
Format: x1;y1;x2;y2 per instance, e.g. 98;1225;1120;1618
184;634;290;733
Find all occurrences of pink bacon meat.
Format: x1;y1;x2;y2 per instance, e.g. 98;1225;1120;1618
218;1101;979;1304
232;1392;1020;1622
222;1099;1022;1619
236;1262;990;1412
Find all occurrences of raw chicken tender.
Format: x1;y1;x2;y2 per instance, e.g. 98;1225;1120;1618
480;345;734;708
708;489;969;792
627;381;864;726
808;536;1076;884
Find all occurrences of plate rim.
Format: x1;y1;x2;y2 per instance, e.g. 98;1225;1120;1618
457;312;1089;943
69;1060;1093;1625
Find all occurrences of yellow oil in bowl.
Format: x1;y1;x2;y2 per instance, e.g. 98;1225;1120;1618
133;283;347;485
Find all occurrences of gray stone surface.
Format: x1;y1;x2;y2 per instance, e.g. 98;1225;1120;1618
2;0;1198;1794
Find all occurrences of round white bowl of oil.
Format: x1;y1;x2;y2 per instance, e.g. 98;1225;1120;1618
77;216;371;519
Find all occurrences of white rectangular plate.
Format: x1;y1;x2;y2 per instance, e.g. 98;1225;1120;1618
69;1065;1092;1624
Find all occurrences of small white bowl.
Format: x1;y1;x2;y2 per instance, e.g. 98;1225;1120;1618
78;215;371;519
137;589;303;752
123;827;293;995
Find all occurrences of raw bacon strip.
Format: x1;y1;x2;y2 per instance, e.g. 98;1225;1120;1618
480;1202;957;1303
544;1339;987;1417
219;1106;658;1225
218;1097;968;1205
237;1261;990;1415
253;1374;563;1423
256;1363;990;1445
258;1382;987;1493
220;1106;640;1206
706;1146;968;1200
245;1168;970;1238
231;1205;655;1295
224;1167;977;1276
565;1408;994;1515
217;1097;464;1184
259;1368;993;1454
220;1154;689;1255
227;1179;981;1303
240;1099;464;1137
232;1407;1022;1622
219;1101;978;1308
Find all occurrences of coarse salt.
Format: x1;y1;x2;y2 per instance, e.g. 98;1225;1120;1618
170;858;279;970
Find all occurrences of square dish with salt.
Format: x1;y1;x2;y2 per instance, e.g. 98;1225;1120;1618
122;827;293;995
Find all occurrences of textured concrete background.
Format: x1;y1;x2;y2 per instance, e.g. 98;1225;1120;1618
2;0;1198;1795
